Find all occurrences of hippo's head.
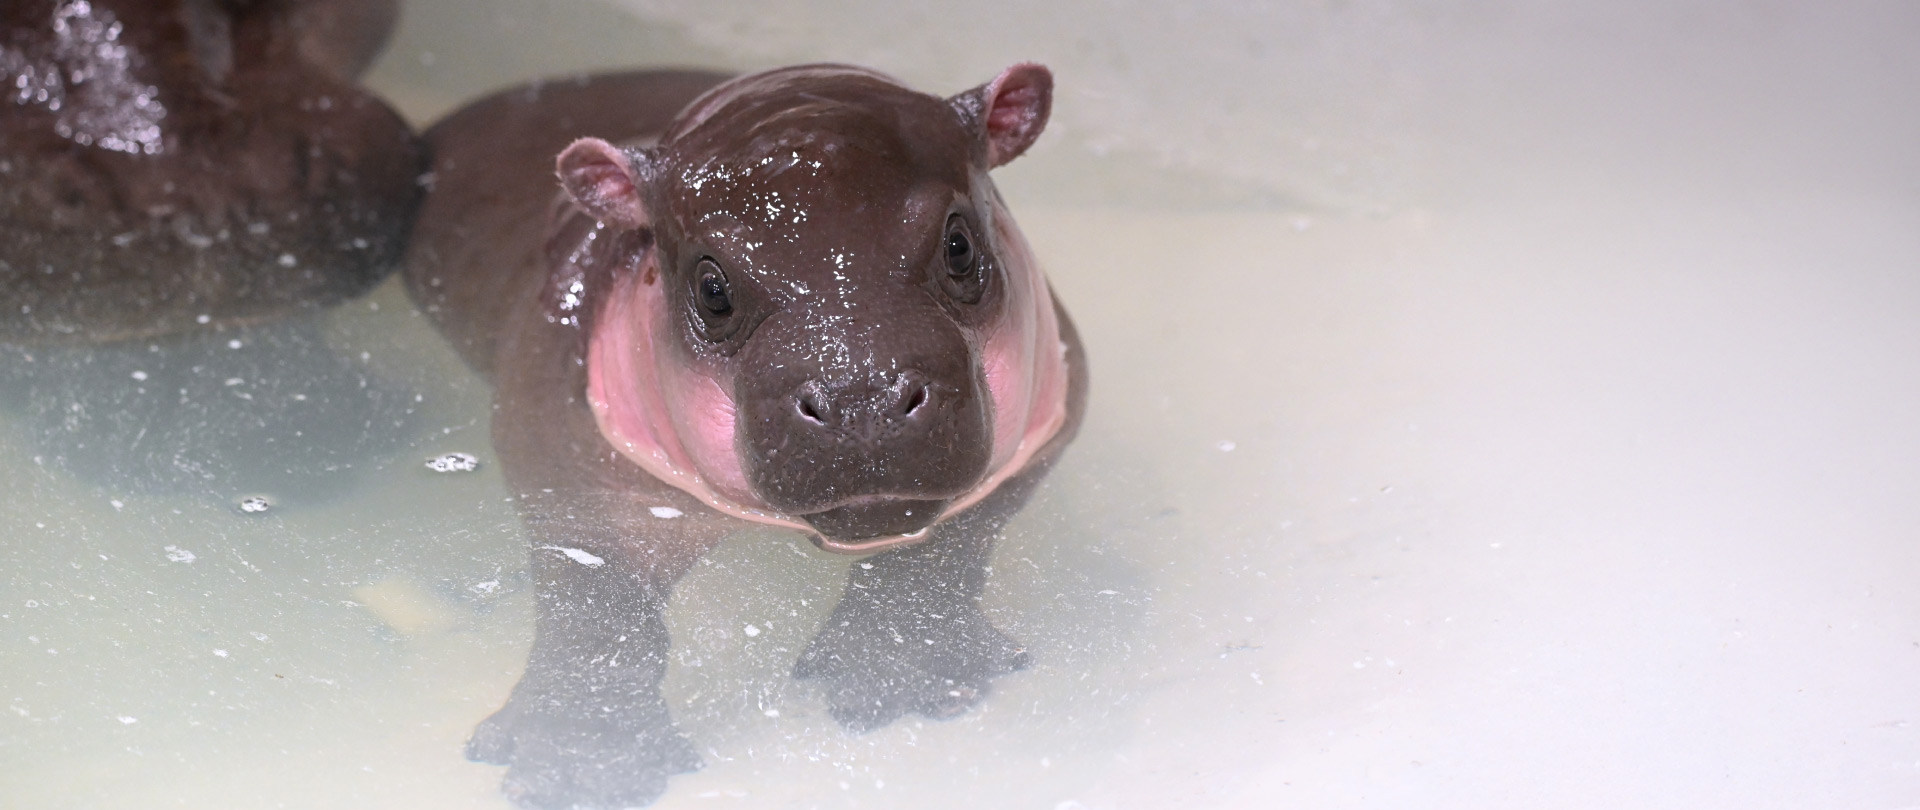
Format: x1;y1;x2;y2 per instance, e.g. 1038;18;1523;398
552;64;1070;551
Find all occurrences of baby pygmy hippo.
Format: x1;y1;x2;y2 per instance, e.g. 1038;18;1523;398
406;64;1086;808
0;0;420;344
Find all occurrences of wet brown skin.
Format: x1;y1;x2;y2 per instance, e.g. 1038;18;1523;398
0;0;420;345
405;70;1087;809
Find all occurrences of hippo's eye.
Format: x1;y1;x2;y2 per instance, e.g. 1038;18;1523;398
945;222;975;277
695;259;732;317
938;215;986;305
689;257;745;343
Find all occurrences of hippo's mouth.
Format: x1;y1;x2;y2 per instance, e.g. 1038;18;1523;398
798;496;949;547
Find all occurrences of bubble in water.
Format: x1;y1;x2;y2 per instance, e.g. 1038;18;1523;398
425;452;479;473
238;496;271;514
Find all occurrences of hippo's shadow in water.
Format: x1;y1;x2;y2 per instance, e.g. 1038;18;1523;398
0;316;421;505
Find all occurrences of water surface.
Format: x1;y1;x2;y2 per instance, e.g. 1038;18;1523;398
5;2;1919;808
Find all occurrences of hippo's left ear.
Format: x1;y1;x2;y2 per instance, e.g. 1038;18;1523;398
557;137;652;231
953;63;1053;168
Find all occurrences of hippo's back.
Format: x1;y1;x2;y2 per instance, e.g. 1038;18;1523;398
403;70;729;377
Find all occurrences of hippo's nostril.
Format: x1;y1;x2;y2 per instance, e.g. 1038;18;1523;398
796;392;827;425
901;383;929;417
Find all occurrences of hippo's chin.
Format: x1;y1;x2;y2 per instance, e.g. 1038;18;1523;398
799;497;949;542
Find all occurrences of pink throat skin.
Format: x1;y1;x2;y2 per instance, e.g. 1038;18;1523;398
585;207;1070;554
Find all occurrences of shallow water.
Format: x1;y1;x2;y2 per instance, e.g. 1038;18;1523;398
5;2;1920;808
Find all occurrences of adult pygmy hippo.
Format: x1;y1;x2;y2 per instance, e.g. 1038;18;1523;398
0;0;420;344
405;64;1087;808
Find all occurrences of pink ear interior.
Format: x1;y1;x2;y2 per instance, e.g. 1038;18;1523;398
557;137;649;230
982;63;1053;168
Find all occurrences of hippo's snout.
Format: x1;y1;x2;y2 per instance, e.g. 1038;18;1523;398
741;340;993;540
782;373;955;538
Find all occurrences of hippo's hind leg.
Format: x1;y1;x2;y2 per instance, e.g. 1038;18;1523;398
794;463;1055;732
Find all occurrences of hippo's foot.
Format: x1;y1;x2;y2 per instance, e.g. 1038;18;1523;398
794;601;1030;732
466;690;701;810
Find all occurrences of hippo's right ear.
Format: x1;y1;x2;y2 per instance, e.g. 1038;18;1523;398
557;138;652;231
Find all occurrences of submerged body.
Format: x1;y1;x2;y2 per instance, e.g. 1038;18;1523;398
406;66;1086;808
0;0;420;344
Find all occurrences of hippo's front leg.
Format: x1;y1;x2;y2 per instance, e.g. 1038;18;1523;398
467;492;724;810
795;464;1055;731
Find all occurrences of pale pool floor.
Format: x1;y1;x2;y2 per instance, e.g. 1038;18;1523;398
4;2;1918;808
